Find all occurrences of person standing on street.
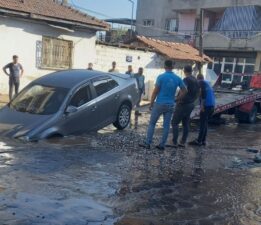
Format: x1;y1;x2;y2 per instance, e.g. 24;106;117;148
134;67;145;107
171;65;200;148
108;61;119;73
87;63;93;70
3;55;24;101
139;60;187;150
125;65;133;75
189;74;216;146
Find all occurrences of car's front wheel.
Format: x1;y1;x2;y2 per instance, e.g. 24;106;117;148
113;104;131;130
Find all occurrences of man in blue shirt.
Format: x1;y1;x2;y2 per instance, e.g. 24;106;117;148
139;60;187;150
189;74;216;146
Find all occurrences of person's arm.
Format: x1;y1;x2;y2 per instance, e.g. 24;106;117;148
176;78;188;103
19;64;24;77
150;76;162;110
199;81;207;112
2;64;10;76
150;86;160;110
142;76;145;94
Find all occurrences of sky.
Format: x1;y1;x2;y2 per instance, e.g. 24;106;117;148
69;0;137;20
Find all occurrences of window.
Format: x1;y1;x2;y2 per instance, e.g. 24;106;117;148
70;85;92;108
108;78;119;89
244;65;255;73
93;78;118;97
208;57;256;74
165;19;178;32
143;19;154;27
41;36;73;70
10;85;68;115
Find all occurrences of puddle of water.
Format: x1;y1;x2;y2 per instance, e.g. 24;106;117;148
0;112;260;224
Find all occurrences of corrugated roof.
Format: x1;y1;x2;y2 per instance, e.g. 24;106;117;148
136;36;212;63
0;0;109;30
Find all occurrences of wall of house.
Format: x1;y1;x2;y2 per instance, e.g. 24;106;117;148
95;44;186;99
136;0;261;38
0;17;96;94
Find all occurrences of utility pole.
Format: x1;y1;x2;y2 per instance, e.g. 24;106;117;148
128;0;134;39
198;8;204;74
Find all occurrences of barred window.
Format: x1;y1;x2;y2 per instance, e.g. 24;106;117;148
41;37;73;70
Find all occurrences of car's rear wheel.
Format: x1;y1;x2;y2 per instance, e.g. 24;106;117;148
113;104;131;130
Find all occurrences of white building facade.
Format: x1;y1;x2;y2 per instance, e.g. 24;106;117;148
0;0;108;94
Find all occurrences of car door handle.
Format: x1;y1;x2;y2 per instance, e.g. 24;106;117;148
91;106;97;112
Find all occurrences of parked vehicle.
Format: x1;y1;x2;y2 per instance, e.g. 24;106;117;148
0;70;140;141
191;72;261;123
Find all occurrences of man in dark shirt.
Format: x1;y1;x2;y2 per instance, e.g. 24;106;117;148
189;74;216;146
125;65;133;75
171;65;200;147
3;55;24;101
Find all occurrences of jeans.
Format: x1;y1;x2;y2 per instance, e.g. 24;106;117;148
9;76;20;101
137;89;144;107
198;106;214;143
172;103;195;145
146;103;174;147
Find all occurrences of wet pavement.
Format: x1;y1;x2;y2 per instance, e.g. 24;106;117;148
0;111;260;225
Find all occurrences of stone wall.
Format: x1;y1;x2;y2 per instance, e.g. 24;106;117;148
95;44;186;99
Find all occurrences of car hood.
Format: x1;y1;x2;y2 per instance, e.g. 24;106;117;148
0;106;53;138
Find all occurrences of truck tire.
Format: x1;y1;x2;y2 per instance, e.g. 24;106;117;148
113;104;131;130
235;106;257;124
247;106;257;124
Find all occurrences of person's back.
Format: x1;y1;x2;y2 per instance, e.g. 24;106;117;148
139;60;187;150
199;80;215;107
179;75;200;105
156;71;183;105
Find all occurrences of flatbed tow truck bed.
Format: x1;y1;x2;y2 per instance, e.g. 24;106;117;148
191;73;261;123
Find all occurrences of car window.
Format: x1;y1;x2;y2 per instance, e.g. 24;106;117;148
10;84;68;115
93;78;118;97
70;85;92;108
108;78;119;89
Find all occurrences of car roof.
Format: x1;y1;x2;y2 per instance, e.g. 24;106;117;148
33;70;110;89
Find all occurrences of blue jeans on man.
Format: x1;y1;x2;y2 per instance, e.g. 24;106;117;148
145;103;174;148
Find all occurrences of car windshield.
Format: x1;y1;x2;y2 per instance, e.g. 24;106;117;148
10;84;69;115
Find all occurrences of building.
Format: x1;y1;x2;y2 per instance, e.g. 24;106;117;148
0;0;108;93
136;0;261;74
95;36;211;99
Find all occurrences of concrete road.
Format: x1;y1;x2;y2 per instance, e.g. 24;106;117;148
0;112;260;225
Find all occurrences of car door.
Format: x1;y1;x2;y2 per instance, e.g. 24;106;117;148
60;83;98;135
91;77;120;128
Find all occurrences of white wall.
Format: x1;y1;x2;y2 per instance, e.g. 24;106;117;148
0;17;97;94
95;44;186;99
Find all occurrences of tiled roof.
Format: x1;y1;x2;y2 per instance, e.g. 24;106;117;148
136;36;212;63
0;0;109;30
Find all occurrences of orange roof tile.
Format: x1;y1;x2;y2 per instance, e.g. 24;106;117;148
136;36;212;63
0;0;109;30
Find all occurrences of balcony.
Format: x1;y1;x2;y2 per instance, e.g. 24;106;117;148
202;32;261;51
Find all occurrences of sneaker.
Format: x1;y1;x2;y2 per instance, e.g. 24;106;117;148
139;143;151;149
135;111;142;116
178;142;186;148
188;139;202;146
166;144;178;148
156;145;165;150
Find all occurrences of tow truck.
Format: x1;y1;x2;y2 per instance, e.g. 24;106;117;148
191;73;261;123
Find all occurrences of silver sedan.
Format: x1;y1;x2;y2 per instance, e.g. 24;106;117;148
0;70;140;141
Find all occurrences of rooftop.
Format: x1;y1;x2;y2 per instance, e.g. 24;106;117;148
0;0;109;30
35;70;107;88
136;36;212;63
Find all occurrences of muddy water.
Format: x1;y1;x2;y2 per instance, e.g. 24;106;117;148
0;113;260;225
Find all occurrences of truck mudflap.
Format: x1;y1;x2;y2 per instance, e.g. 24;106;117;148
238;102;255;113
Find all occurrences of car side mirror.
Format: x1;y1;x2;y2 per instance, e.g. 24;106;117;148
65;105;78;114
